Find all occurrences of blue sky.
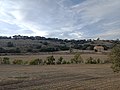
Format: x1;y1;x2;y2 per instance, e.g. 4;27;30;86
0;0;120;39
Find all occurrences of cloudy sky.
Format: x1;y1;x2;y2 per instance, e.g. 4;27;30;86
0;0;120;39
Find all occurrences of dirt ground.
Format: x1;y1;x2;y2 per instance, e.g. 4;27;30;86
0;64;120;90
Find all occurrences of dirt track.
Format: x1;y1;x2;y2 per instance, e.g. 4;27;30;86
0;64;120;90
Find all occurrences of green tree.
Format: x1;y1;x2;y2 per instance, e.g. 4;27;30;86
110;45;120;73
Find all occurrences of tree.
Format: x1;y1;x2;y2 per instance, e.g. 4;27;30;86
110;45;120;73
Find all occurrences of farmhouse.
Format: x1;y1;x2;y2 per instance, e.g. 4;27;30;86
94;46;104;52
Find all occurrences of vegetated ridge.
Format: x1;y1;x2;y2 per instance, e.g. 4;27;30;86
0;35;119;54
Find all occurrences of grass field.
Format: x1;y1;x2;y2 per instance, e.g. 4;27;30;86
0;64;120;90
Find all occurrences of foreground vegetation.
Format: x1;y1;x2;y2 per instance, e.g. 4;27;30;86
0;53;110;66
110;45;120;73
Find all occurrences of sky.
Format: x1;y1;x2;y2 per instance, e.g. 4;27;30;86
0;0;120;40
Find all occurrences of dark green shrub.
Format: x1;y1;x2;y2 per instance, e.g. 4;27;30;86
86;57;102;64
29;59;43;65
96;58;101;64
0;57;2;64
27;49;33;52
85;57;93;64
2;57;10;64
92;59;97;64
62;60;67;64
56;57;63;64
70;58;74;64
66;61;70;64
46;56;55;65
23;61;28;65
13;60;23;65
15;48;21;53
43;60;47;65
7;42;14;47
71;53;83;64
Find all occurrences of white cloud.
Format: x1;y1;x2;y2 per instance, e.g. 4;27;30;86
0;0;120;39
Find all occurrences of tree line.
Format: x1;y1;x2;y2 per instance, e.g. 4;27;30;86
0;53;110;65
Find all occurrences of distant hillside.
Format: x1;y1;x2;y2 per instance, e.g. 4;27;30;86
0;35;119;54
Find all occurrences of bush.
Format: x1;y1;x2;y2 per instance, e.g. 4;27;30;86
13;60;23;65
0;57;2;64
62;60;67;64
70;58;74;64
96;58;101;64
46;56;55;65
2;57;10;64
7;42;14;47
66;61;70;64
71;53;83;64
56;57;63;64
43;60;47;65
29;59;43;65
74;53;83;64
86;57;102;64
92;59;97;64
15;48;21;53
85;57;94;64
23;61;28;65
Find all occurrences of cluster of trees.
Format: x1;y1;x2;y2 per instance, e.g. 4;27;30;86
0;35;119;54
0;47;21;53
0;35;119;44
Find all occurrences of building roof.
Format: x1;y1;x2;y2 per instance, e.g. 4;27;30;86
94;46;104;49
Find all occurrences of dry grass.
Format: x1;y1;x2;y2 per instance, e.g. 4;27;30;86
0;64;120;90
